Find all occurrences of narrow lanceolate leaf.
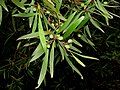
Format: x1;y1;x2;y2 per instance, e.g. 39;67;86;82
17;32;39;40
57;12;77;33
13;13;35;17
0;0;8;11
78;54;99;60
38;15;47;52
58;44;64;60
71;54;86;67
35;49;49;89
70;45;82;54
73;39;82;47
30;44;44;63
63;16;85;39
32;13;38;33
0;6;2;25
65;54;83;79
11;0;26;10
49;41;55;78
72;51;99;60
90;18;104;33
85;25;91;38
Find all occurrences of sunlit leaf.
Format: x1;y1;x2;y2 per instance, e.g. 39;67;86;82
0;0;8;11
32;13;38;33
71;53;86;67
0;6;2;25
11;0;26;10
17;32;39;40
63;16;85;39
35;49;49;89
57;12;77;33
38;14;47;52
30;44;44;63
13;13;35;17
90;17;104;33
49;41;55;78
73;39;82;47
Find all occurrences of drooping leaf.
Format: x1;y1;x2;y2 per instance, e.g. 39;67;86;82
71;53;86;67
0;0;8;11
90;17;104;33
13;13;35;17
73;39;82;47
49;41;55;78
38;14;47;52
85;25;91;38
32;13;38;33
70;45;82;54
0;6;2;25
23;42;37;47
35;49;49;89
58;43;65;60
30;44;44;63
17;32;39;40
65;53;83;79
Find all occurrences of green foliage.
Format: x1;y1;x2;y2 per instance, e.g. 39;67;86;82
0;0;120;89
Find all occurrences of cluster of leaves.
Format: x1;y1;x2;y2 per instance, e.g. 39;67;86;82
0;0;120;89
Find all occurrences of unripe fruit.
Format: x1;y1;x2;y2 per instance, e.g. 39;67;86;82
78;34;81;37
47;44;50;48
58;36;63;40
65;45;70;49
68;39;73;43
81;3;85;7
49;34;54;39
103;2;108;5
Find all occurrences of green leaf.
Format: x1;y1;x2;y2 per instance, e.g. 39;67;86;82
11;0;26;10
71;54;86;67
0;6;2;25
90;17;104;33
65;53;83;79
78;54;99;60
49;41;55;78
70;45;82;54
30;44;44;63
38;15;47;52
57;12;77;33
55;0;62;12
73;39;82;47
35;49;49;89
76;13;90;30
58;43;65;60
85;25;91;38
23;42;37;47
32;13;38;33
63;16;85;39
13;13;35;17
0;0;8;11
72;51;99;60
17;32;39;40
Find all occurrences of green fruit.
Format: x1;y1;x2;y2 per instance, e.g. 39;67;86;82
68;39;73;43
81;3;85;7
50;34;54;39
103;2;108;5
58;36;63;40
47;44;50;48
65;45;70;49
